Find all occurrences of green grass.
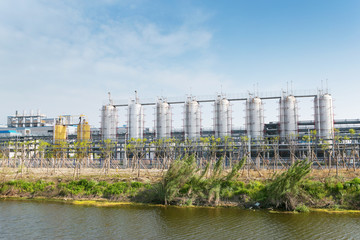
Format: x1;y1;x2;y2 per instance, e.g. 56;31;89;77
0;179;147;199
0;180;55;194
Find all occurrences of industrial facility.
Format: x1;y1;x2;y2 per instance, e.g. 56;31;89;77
106;89;340;141
1;87;360;170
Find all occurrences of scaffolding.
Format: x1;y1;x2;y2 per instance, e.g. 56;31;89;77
7;110;46;128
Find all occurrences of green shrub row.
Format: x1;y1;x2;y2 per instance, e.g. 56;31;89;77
0;179;55;194
0;179;150;199
302;177;360;205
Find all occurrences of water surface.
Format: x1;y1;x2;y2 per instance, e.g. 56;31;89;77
0;200;359;239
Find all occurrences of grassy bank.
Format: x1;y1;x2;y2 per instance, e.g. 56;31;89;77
1;155;360;212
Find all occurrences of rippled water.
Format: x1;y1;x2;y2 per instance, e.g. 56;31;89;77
1;200;360;240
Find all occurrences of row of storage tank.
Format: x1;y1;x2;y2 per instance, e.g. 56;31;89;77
54;116;91;142
101;93;334;141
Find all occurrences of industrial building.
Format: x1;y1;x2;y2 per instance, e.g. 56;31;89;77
0;112;87;140
1;88;360;170
0;90;356;142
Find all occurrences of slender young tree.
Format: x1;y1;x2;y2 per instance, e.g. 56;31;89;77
100;139;116;175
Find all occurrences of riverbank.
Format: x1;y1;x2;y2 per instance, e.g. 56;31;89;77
1;174;360;212
1;156;360;211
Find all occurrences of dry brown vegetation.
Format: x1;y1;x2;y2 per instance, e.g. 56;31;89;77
1;166;358;184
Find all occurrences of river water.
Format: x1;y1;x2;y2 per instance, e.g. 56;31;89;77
0;200;359;240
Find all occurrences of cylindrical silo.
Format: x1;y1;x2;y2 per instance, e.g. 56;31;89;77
77;118;91;141
54;117;67;143
279;95;298;139
246;97;264;140
214;95;232;138
101;104;118;141
315;93;334;140
156;98;172;139
128;100;144;139
184;97;201;139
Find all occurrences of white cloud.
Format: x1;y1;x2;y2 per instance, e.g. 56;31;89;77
0;0;218;127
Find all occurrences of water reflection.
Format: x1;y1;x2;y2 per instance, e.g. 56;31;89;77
1;200;360;239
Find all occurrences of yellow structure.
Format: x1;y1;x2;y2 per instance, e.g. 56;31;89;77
77;120;91;141
54;115;90;142
54;116;67;143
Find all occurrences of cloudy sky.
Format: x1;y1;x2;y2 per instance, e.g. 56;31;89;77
0;0;359;128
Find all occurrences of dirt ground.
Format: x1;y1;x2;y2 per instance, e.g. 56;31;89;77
0;167;164;183
0;166;358;183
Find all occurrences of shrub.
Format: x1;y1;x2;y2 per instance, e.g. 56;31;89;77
162;155;197;204
246;181;266;201
98;181;109;187
303;180;327;199
0;184;9;194
104;182;128;197
220;187;234;199
33;180;54;193
265;159;312;210
135;182;166;203
131;182;143;189
295;204;309;213
344;178;360;192
160;155;247;205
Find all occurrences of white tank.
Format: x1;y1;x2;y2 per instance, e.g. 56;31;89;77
280;95;298;139
101;104;118;140
184;98;201;139
315;93;334;139
246;97;264;139
156;99;172;139
128;100;144;139
214;96;231;138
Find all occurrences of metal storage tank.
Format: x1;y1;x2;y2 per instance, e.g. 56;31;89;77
128;99;144;139
101;104;118;141
184;97;201;139
214;95;231;138
279;95;298;139
77;116;91;141
315;93;334;139
156;98;171;139
246;97;264;139
54;116;67;143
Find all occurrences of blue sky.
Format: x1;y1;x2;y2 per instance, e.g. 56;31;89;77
0;0;359;128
